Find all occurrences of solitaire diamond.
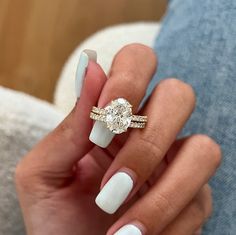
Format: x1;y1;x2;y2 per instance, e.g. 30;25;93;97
105;98;132;134
90;98;147;134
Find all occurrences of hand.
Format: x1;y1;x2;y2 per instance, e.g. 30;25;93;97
15;44;221;235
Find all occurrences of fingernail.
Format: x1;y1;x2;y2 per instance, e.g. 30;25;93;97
75;49;97;98
114;224;142;235
89;121;115;148
95;172;133;214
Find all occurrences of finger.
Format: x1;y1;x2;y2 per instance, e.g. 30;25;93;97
89;43;157;148
15;52;107;183
159;185;212;235
96;79;195;214
107;135;221;235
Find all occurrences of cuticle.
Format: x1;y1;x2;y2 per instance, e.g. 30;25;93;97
131;220;147;235
118;167;137;184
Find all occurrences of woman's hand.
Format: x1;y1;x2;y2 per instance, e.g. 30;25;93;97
15;44;221;235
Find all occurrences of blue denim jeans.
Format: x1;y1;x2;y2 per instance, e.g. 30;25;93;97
148;0;236;234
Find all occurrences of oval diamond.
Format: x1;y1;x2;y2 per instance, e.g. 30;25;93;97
105;98;132;134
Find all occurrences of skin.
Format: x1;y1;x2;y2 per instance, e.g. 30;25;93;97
15;44;221;235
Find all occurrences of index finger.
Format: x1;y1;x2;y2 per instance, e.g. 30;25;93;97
16;52;107;177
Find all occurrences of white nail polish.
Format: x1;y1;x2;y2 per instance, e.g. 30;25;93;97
114;224;142;235
95;172;133;214
89;121;115;148
75;49;97;98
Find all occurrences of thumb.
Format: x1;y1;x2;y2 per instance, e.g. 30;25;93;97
18;50;107;177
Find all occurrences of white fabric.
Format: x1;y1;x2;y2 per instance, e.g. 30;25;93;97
0;87;63;234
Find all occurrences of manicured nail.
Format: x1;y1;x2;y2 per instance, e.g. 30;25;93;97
95;172;133;214
75;49;97;98
114;224;142;235
89;121;115;148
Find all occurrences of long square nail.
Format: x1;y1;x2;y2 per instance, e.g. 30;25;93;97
95;172;133;214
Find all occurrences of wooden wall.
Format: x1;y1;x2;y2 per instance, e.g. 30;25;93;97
0;0;166;101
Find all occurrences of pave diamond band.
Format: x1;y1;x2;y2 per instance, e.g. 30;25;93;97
90;98;147;134
90;112;146;128
91;107;147;123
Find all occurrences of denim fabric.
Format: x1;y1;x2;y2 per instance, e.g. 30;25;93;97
148;0;236;234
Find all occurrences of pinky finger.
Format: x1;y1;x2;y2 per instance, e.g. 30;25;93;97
159;184;212;235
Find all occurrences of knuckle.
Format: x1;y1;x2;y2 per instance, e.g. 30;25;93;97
122;43;157;59
190;134;222;169
108;70;144;101
112;70;137;84
151;192;175;218
138;132;164;162
55;119;78;148
56;119;72;135
15;161;56;199
15;156;44;191
158;78;196;108
117;43;157;69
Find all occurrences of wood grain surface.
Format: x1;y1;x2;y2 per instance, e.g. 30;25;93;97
0;0;166;101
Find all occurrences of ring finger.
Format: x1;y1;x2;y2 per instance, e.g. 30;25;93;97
89;43;157;148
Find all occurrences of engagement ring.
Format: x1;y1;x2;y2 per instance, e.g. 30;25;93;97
90;98;147;134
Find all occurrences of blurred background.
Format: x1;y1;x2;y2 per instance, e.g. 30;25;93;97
0;0;166;102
